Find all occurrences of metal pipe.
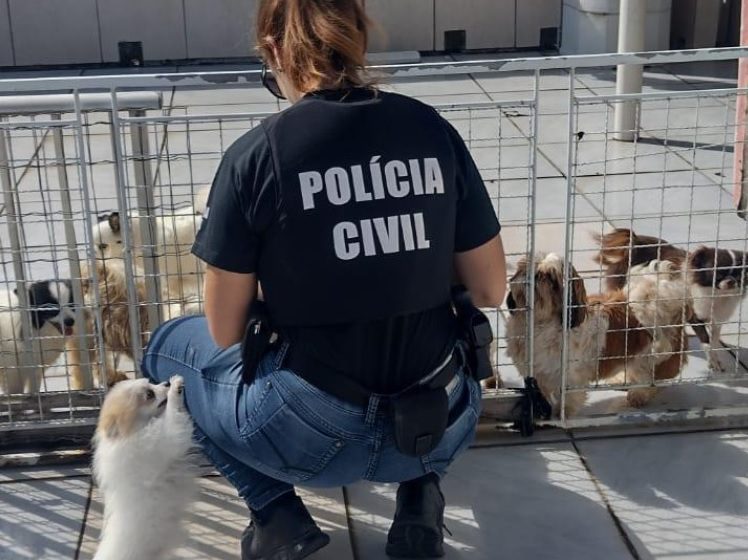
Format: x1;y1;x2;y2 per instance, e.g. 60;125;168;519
0;119;34;382
50;114;94;389
108;91;146;374
734;0;748;216
129;109;162;331
0;92;162;115
614;0;647;142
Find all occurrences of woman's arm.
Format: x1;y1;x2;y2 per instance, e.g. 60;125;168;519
454;234;507;308
204;265;258;348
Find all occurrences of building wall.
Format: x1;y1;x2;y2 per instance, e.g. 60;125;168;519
0;0;562;67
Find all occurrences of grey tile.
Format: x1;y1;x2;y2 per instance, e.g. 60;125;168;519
0;465;89;483
389;75;486;98
0;477;90;559
8;0;101;66
79;476;353;559
346;443;633;559
577;430;748;559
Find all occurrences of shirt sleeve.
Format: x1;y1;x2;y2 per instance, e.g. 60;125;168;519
191;155;260;273
442;119;501;252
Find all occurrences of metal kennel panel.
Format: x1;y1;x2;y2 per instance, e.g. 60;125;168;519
560;82;748;428
0;93;164;436
0;47;748;445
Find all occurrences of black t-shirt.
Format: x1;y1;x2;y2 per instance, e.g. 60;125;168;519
193;88;500;393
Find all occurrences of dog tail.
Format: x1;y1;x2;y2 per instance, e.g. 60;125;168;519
593;229;686;291
593;228;637;263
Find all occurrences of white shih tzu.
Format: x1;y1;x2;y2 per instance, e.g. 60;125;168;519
93;375;196;560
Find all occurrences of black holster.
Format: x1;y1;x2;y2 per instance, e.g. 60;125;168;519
451;285;494;381
240;300;274;386
391;386;449;457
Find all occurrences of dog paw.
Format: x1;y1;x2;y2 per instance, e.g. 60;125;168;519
169;375;184;394
707;354;726;373
627;388;656;408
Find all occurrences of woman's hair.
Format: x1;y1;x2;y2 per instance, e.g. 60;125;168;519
256;0;371;92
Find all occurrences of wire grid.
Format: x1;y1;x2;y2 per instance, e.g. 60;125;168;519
436;95;537;392
560;85;748;420
0;110;104;427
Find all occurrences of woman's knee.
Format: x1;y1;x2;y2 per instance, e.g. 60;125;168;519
142;316;211;381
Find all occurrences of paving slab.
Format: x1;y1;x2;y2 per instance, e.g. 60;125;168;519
0;477;90;559
576;430;748;560
345;443;635;559
78;476;353;560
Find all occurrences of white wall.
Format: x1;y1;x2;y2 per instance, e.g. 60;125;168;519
9;0;101;66
185;0;257;59
0;0;563;68
98;0;187;63
434;0;516;50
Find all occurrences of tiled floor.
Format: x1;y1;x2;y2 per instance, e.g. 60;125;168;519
2;427;748;559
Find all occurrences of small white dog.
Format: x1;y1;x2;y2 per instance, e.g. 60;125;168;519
93;375;196;560
0;280;76;394
93;187;209;314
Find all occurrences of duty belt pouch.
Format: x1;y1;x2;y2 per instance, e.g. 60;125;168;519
391;387;449;457
240;300;273;386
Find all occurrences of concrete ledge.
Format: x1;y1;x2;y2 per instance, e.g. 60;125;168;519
367;51;422;65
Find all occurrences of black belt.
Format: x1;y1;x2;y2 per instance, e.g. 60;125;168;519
285;347;459;409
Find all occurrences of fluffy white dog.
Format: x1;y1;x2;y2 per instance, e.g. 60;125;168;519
93;375;196;560
92;187;209;316
0;280;76;394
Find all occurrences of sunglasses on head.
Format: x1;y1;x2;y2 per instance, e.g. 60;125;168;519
261;63;286;100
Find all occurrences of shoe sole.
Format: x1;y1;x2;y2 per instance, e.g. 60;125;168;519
254;531;331;560
386;524;444;558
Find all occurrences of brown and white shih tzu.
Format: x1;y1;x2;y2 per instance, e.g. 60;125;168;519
93;375;196;560
595;228;748;371
505;253;690;417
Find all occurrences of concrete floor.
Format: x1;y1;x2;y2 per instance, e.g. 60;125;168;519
1;427;747;559
1;53;748;559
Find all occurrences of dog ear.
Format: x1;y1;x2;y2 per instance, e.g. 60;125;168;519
98;413;121;440
506;291;517;314
562;268;588;329
689;246;711;271
108;212;121;234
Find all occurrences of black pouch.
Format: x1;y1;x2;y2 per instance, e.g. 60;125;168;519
240;300;274;386
391;387;449;457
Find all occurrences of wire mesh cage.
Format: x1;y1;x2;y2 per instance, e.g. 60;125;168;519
0;48;747;439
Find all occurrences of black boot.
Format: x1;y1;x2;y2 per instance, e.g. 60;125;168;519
241;494;330;560
386;473;446;558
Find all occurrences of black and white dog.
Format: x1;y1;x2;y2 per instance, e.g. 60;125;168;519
0;280;76;394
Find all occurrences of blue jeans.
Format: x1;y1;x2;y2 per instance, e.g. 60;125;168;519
141;316;481;510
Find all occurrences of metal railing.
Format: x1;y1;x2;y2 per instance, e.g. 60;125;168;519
0;46;747;447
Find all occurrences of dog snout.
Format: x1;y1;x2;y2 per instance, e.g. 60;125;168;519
720;277;738;290
64;317;75;327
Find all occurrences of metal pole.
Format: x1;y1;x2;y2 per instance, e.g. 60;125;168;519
109;91;146;373
50;114;94;389
613;0;647;142
129;109;162;330
0;120;34;381
734;0;748;216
